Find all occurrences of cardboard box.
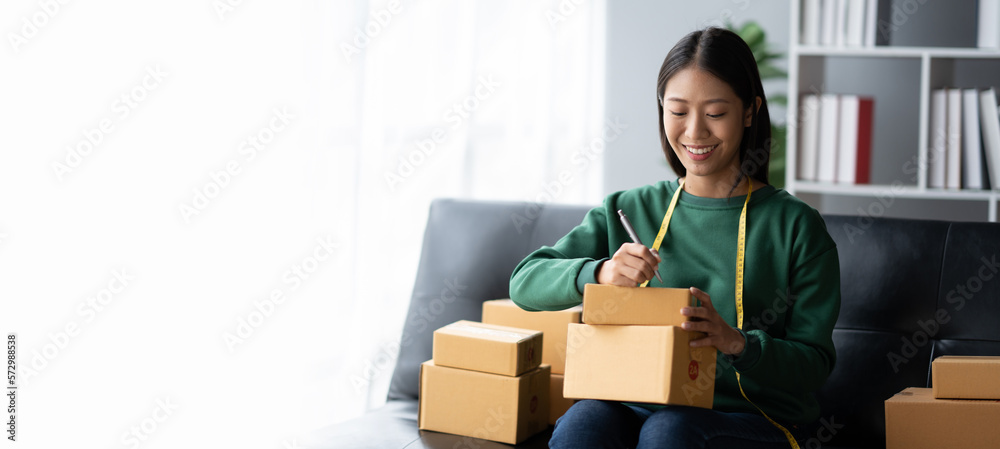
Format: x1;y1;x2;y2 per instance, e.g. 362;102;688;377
582;284;695;325
418;361;550;445
432;320;542;376
482;299;582;374
932;355;1000;399
549;373;575;425
563;323;715;408
886;387;1000;449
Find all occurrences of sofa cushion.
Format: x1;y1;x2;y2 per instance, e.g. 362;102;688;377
822;215;948;333
388;199;590;400
935;222;1000;341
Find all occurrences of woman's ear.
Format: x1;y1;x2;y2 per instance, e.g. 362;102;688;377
744;96;762;127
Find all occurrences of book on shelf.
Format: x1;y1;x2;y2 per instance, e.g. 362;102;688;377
798;94;821;181
981;88;1000;191
929;89;947;189
821;0;837;46
836;95;874;184
979;0;1000;49
961;89;985;189
800;93;875;185
845;0;866;47
802;0;888;48
946;89;963;190
802;0;821;45
817;94;841;183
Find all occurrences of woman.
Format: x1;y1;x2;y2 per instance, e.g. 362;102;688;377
509;27;840;449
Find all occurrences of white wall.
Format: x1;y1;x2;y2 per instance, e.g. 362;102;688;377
603;0;790;194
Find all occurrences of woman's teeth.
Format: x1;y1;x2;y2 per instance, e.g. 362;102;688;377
685;145;717;155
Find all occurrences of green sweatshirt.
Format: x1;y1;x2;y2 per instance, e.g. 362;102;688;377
509;179;841;425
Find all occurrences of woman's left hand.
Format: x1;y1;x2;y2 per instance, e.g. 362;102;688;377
681;287;746;356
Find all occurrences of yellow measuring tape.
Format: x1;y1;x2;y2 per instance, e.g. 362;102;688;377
640;178;800;449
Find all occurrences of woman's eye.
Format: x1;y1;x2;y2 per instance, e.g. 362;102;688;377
707;113;726;118
669;111;686;117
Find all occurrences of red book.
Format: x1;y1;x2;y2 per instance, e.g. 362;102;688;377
836;95;874;184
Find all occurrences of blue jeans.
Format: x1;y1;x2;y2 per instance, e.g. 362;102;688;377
550;400;811;449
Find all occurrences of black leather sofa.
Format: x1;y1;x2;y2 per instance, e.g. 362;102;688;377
304;198;1000;449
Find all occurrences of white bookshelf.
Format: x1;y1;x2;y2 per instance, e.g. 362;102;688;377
785;0;1000;222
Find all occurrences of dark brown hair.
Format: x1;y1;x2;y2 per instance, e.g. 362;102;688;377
656;27;771;191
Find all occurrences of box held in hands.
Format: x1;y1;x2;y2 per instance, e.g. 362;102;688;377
582;284;695;326
563;323;715;408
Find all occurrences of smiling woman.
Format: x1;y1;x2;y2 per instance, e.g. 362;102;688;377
510;27;841;449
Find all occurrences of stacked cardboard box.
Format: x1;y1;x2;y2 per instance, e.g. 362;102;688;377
563;284;717;408
418;320;550;444
482;299;582;424
885;356;1000;449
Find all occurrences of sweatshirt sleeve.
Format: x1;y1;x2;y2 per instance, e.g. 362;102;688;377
509;197;615;312
732;214;841;394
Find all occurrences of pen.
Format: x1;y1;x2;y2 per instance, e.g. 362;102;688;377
616;209;663;283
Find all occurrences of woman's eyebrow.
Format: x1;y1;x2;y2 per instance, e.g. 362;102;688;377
665;97;731;104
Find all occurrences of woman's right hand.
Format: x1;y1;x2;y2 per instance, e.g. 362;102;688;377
596;243;662;286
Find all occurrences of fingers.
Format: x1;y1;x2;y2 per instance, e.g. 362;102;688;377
689;287;713;309
607;243;659;284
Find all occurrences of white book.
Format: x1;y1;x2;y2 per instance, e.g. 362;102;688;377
981;88;1000;191
962;89;984;189
979;0;1000;49
864;0;878;47
946;89;963;190
837;95;860;183
834;0;850;47
803;0;822;45
929;89;947;189
846;0;866;47
799;94;821;181
821;0;837;46
817;94;841;183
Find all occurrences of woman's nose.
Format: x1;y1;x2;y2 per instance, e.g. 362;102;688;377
685;115;710;140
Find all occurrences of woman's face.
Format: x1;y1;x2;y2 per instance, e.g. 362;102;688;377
661;66;752;185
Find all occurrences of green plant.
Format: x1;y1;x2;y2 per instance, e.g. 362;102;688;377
729;21;788;189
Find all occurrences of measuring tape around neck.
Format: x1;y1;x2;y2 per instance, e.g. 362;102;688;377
640;177;800;449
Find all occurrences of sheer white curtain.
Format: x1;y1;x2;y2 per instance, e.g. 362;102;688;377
1;0;605;445
303;0;608;427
